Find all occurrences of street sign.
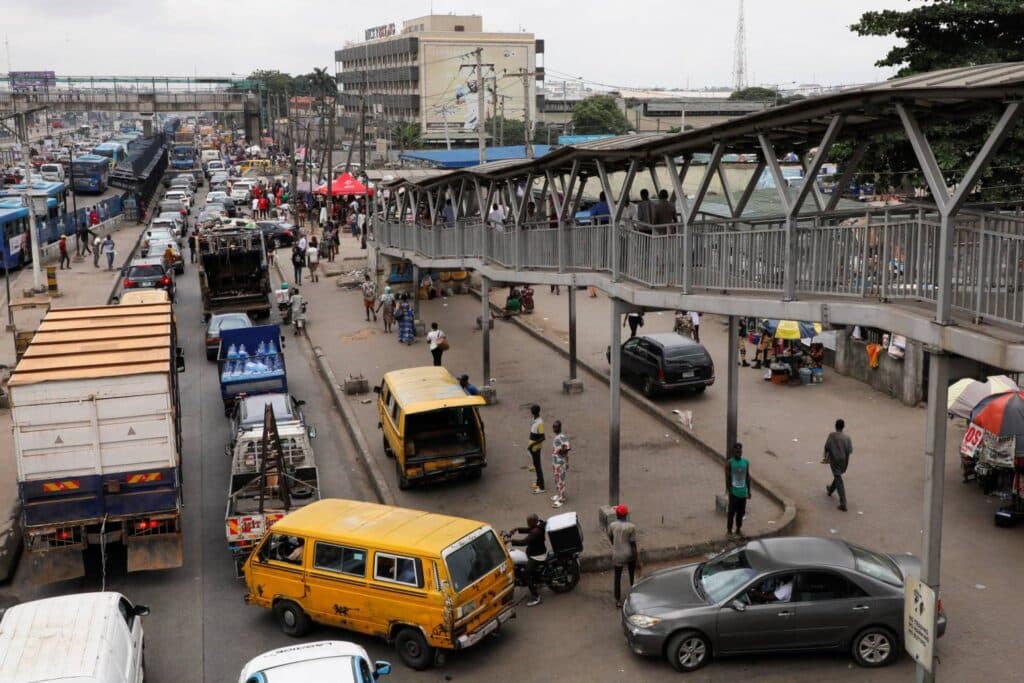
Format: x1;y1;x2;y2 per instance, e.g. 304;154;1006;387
961;421;985;457
904;575;936;672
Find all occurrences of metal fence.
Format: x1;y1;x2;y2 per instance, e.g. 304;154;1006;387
378;207;1024;328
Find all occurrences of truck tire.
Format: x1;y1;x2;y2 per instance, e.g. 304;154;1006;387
273;600;311;637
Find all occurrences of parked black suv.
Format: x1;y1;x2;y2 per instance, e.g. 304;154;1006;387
123;257;175;302
608;332;714;396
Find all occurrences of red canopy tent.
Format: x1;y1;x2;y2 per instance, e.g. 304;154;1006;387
315;172;374;196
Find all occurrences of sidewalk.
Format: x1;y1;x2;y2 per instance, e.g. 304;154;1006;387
0;218;147;367
286;234;786;568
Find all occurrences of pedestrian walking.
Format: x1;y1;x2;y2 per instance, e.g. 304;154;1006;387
689;310;701;343
608;504;638;607
377;285;396;333
89;208;100;227
58;235;71;269
674;310;693;338
290;245;304;285
361;274;377;321
823;419;853;511
396;294;415;344
306;237;320;283
101;234;115;270
92;235;102;267
427;322;447;366
527;405;546;494
726;443;752;536
77;224;94;256
737;318;749;367
550;421;571;508
251;196;259;217
624;311;644;338
188;230;198;264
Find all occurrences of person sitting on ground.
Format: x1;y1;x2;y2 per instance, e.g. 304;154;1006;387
505;287;522;314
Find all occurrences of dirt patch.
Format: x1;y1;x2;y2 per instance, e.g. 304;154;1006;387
339;328;379;342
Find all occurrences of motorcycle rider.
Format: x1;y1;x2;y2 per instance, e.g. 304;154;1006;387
288;286;306;334
509;513;547;607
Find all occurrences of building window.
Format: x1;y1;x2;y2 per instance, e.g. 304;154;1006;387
454;25;464;32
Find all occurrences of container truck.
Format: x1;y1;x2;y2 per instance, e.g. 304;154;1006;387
8;303;187;583
216;324;287;415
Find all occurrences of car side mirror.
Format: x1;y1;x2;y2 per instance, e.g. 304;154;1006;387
175;348;186;373
373;385;381;394
133;604;151;617
307;425;317;439
730;600;746;612
374;660;392;677
110;295;120;304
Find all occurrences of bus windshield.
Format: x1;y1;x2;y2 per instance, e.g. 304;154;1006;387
444;528;507;593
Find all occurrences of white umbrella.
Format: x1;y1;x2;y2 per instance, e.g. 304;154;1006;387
948;375;1019;419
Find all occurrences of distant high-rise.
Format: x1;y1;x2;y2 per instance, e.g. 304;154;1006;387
733;0;748;91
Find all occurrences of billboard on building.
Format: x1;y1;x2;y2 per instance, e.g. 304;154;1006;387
8;71;56;91
421;43;533;138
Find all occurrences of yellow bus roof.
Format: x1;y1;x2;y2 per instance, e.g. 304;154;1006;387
271;499;488;557
383;366;486;414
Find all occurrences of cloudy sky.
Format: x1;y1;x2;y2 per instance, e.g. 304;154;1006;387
4;1;918;88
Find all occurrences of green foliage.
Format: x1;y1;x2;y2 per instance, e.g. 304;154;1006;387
394;123;422;151
570;95;631;135
728;86;777;102
850;1;1024;200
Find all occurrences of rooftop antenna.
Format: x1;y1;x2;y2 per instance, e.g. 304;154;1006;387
4;34;11;73
732;0;748;91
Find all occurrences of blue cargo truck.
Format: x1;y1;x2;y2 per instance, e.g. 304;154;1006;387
217;324;288;415
8;303;186;583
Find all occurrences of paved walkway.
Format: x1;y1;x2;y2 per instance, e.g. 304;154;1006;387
290;233;784;567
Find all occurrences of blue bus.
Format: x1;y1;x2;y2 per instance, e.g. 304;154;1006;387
71;154;110;193
0;203;31;269
0;182;67;221
92;142;128;170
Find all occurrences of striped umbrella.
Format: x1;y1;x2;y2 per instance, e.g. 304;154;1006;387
948;375;1019;419
761;320;822;341
971;391;1024;455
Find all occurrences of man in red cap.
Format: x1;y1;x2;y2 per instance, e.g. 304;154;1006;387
608;504;638;608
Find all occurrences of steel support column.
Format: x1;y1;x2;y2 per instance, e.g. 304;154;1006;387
759;135;797;300
568;285;578;380
726;316;740;456
665;154;693;292
608;298;625;505
411;264;421;321
916;351;951;683
481;275;491;385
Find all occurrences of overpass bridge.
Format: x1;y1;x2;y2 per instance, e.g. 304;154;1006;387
371;64;1024;658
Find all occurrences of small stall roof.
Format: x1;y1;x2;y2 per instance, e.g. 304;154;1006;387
9;304;173;386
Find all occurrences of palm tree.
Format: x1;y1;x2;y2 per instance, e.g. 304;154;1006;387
310;67;337;184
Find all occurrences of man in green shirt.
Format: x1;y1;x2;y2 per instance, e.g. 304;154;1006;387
726;443;752;536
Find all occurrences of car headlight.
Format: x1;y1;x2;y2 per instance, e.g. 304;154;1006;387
627;614;662;629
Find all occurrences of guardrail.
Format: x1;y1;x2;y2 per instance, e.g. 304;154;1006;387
378;209;1024;329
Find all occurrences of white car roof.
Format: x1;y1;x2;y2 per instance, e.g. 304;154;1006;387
0;592;128;682
239;641;368;683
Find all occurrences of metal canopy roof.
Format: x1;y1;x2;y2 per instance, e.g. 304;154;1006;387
386;62;1024;192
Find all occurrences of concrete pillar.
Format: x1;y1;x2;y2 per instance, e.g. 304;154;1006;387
563;284;584;394
726;316;739;455
608;298;624;505
917;351;950;683
141;114;153;138
481;275;491;385
411;264;420;321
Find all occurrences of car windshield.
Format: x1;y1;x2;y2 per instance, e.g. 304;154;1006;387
445;529;507;593
849;543;903;587
698;547;757;603
210;315;251;334
129;265;164;278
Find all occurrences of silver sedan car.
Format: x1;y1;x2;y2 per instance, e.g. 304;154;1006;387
622;537;947;673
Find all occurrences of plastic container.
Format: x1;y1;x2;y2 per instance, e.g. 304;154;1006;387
798;367;812;385
546;511;583;555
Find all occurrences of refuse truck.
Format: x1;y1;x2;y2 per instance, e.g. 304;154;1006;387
198;226;272;320
8;303;186;583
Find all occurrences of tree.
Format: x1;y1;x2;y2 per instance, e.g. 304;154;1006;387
728;86;777;102
847;1;1024;199
309;67;338;183
570;95;631;135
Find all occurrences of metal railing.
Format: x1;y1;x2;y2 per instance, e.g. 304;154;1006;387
377;207;1024;329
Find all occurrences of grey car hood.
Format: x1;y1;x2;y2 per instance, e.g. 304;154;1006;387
629;564;706;613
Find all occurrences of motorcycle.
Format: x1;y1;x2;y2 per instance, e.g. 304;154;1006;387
289;295;307;336
501;530;581;594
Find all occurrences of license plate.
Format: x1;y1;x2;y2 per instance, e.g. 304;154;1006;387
681;371;695;378
139;281;154;287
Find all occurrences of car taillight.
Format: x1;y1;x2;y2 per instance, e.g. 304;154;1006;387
658;368;665;381
283;229;292;236
135;519;160;531
57;530;72;540
123;279;135;287
937;598;943;613
160;276;170;286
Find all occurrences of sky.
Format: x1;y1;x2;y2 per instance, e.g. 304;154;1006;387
3;1;921;89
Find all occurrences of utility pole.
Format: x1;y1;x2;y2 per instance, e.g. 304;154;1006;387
491;77;499;145
360;42;369;171
460;49;491;164
505;69;538;158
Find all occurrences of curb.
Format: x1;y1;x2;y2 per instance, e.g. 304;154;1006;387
271;260;397;507
470;288;799;564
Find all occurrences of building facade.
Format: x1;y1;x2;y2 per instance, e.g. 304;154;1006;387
335;14;543;145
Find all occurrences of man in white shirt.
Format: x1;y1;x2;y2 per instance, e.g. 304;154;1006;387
251;197;259;216
297;234;308;252
487;203;506;231
689;310;701;343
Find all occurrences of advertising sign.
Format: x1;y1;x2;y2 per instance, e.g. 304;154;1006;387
421;43;532;137
9;70;56;91
961;422;985;457
903;575;936;672
364;24;396;40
